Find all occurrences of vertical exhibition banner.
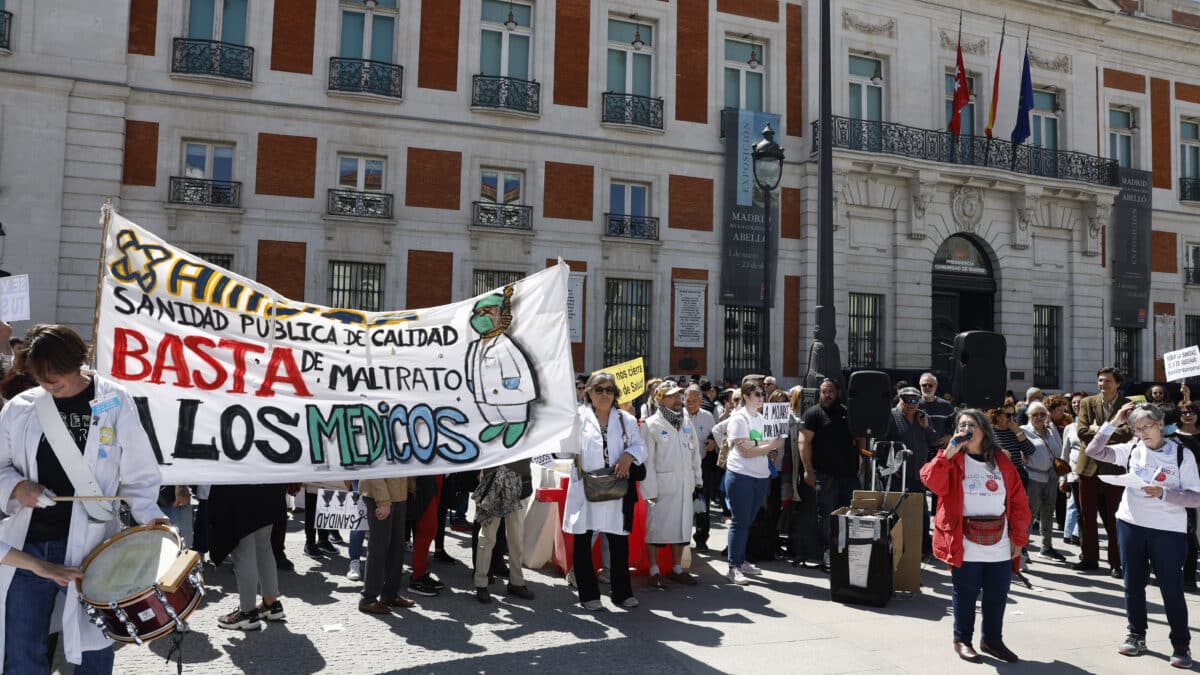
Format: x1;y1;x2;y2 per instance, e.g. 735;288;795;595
720;108;781;308
1110;168;1152;328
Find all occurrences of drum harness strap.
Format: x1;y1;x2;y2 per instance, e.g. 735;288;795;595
164;631;186;675
33;390;115;523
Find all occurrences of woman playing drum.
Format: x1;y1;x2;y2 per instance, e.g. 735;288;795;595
0;324;167;673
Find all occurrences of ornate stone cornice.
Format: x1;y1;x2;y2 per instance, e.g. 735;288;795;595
940;31;989;55
843;10;896;39
1029;49;1072;74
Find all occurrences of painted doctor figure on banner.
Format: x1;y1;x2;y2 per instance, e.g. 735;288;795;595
465;286;539;448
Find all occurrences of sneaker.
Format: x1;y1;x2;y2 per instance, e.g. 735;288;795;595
1073;559;1099;571
328;531;345;545
417;573;445;591
303;543;325;558
1111;566;1124;579
1039;548;1067;562
728;567;749;585
1119;633;1148;656
740;561;763;576
317;540;338;555
347;559;362;582
582;599;603;611
408;577;441;597
218;609;262;631
621;596;639;608
257;600;286;621
597;569;611;585
1171;648;1192;668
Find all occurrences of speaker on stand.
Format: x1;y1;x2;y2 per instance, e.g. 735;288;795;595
848;370;894;491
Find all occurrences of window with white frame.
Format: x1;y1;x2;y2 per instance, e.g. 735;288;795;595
339;0;398;62
480;168;523;204
944;70;977;135
724;38;765;112
480;0;531;80
607;18;653;97
183;141;234;182
1032;90;1060;151
1181;120;1200;179
610;181;648;218
329;261;384;311
848;54;884;122
188;0;248;44
1109;107;1135;169
337;155;385;193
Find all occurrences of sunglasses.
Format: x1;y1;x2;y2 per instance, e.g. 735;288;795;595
1182;410;1198;416
901;397;920;405
920;383;936;388
591;386;617;395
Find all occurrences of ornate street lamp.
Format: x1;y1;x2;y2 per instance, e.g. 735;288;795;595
752;124;784;374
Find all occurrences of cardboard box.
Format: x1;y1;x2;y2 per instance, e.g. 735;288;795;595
852;490;923;593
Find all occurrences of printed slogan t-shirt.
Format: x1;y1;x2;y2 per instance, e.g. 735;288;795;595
1104;436;1200;533
961;454;1010;563
28;381;94;542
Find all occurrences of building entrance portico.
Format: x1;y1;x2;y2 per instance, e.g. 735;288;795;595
930;234;996;377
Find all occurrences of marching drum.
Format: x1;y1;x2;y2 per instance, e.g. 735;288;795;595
77;524;204;645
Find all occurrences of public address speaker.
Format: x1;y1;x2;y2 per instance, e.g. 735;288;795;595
951;331;1007;409
847;370;893;437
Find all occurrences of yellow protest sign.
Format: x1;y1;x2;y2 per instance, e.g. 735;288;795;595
601;357;645;404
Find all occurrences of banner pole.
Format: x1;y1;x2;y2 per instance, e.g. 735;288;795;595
90;198;113;366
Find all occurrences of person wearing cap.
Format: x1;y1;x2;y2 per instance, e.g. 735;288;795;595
641;382;704;588
885;386;941;558
464;289;537;449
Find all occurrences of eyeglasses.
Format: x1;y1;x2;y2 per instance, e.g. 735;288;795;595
920;383;936;388
1030;412;1048;418
748;391;765;398
957;421;980;430
1132;423;1159;435
591;386;617;395
1181;410;1198;417
901;397;920;405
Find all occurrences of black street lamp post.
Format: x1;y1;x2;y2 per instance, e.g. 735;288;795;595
752;124;784;376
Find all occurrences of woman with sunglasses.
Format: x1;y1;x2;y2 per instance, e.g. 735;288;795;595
1084;402;1200;667
562;372;646;610
921;409;1030;663
724;381;783;585
1172;403;1200;592
989;404;1034;571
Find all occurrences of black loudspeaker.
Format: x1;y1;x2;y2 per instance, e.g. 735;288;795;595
848;370;893;437
951;331;1007;409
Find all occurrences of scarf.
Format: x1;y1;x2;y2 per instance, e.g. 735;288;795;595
659;405;683;430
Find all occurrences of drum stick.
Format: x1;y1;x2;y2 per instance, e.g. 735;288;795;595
51;496;129;502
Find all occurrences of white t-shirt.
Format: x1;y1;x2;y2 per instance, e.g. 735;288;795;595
1107;437;1200;533
690;408;716;452
725;409;771;478
961;455;1011;563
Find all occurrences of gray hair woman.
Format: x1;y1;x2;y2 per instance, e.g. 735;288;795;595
1021;402;1065;563
1084;402;1200;667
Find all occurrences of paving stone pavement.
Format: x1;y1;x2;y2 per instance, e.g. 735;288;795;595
63;510;1200;674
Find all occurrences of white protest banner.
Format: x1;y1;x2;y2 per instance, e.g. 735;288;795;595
315;489;369;531
761;402;790;438
1164;345;1200;382
0;274;30;322
94;209;577;483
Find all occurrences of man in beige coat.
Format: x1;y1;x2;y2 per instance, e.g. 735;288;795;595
641;382;703;588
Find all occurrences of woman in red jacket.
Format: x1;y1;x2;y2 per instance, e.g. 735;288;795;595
921;408;1031;664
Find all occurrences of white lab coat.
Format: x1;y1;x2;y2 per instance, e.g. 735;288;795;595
0;374;164;668
465;334;537;409
640;412;703;544
562;406;646;536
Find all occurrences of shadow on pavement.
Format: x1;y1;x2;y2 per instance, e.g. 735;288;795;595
221;623;327;674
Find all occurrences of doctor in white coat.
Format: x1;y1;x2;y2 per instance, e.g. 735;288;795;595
641;382;703;588
464;290;538;449
0;325;165;673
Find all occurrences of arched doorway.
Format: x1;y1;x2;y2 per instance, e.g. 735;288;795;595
931;234;997;377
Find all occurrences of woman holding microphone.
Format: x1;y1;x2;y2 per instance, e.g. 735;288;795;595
921;409;1030;664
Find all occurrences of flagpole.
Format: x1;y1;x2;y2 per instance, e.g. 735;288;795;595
952;10;963;162
984;15;1007;167
1011;26;1031;173
90;197;113;367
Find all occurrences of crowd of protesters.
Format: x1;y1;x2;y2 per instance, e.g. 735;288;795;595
0;321;1197;671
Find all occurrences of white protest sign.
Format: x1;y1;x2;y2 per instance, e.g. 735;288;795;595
94;210;578;484
0;274;30;322
315;489;369;531
1164;345;1200;382
761;402;791;438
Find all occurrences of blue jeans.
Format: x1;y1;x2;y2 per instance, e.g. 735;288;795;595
349;481;366;561
5;539;114;674
1117;519;1190;647
950;559;1012;645
724;471;769;568
816;473;858;553
161;503;194;549
1064;490;1080;539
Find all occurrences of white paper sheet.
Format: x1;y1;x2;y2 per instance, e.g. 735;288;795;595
1099;473;1148;489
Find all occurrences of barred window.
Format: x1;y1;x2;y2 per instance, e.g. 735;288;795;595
1187;315;1200;350
193;252;233;270
723;306;762;380
329;261;384;311
1033;305;1061;388
603;278;651;369
1114;327;1140;382
847;293;883;369
473;269;524;296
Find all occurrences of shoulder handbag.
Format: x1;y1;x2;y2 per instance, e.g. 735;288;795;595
576;412;629;502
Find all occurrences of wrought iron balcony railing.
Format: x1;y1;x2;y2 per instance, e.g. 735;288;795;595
1186;268;1200;286
812;116;1120;188
1182;177;1200;203
327;189;393;219
0;11;12;51
601;92;664;130
169;177;242;208
471;75;540;115
605;213;659;240
171;38;254;82
472;201;533;230
328;57;403;99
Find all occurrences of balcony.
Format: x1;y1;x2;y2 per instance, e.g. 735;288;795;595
605;213;659;240
1183;177;1200;203
168;177;242;208
472;201;532;230
471;75;540;116
601;92;664;131
327;189;393;219
328;57;403;99
1187;268;1200;286
0;11;12;52
171;38;254;82
812;116;1120;188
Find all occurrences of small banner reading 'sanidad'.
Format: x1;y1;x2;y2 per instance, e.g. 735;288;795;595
94;210;577;484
